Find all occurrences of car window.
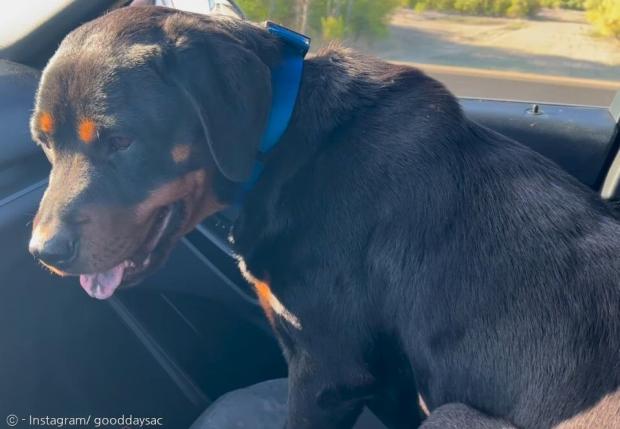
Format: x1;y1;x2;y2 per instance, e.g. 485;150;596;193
150;0;243;17
237;0;620;107
0;0;74;50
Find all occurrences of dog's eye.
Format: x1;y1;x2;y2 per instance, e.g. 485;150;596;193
107;135;134;152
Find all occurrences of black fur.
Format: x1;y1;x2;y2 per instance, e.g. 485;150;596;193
233;30;620;429
32;6;620;428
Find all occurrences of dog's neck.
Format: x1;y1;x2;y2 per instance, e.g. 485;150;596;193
252;47;389;192
230;46;388;268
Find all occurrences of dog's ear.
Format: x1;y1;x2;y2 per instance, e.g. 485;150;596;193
165;17;272;182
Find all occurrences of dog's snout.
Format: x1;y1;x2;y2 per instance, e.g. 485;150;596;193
29;225;79;269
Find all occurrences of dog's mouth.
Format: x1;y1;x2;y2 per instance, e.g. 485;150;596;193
79;202;184;300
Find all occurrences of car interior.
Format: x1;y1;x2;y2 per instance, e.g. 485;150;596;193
0;0;618;428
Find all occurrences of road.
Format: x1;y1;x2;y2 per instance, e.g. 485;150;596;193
396;62;620;108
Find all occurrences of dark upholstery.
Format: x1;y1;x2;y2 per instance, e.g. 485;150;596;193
190;379;387;429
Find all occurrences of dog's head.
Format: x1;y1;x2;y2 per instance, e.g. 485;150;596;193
28;6;273;298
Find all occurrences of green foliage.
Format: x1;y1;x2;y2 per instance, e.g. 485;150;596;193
236;0;269;21
540;0;585;10
312;0;400;40
586;0;620;38
347;0;401;38
507;0;541;17
236;0;295;25
410;0;453;12
408;0;431;13
405;0;540;17
321;15;346;39
238;0;399;41
237;0;618;41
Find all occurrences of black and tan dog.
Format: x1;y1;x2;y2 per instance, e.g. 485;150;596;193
28;6;620;429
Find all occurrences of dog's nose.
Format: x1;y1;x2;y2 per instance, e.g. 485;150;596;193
29;227;79;269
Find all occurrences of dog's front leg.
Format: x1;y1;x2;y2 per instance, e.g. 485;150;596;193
284;351;373;429
366;382;424;428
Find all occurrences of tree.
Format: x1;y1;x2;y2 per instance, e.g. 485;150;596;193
296;0;311;33
238;0;400;41
586;0;620;38
236;0;295;25
541;0;586;9
406;0;540;17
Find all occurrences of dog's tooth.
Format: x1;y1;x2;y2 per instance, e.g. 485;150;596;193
143;255;151;267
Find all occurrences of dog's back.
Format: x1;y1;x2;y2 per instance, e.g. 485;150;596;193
394;119;620;428
236;47;620;428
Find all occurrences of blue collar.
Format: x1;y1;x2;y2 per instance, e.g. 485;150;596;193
239;22;310;198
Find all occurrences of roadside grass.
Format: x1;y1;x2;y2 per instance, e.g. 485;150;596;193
505;21;529;30
434;15;502;25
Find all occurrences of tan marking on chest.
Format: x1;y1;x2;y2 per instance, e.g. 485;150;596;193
254;280;276;326
554;388;620;429
237;259;302;330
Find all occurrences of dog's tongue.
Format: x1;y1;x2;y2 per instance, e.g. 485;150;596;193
79;262;126;300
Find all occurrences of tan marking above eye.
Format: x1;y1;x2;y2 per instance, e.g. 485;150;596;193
78;119;97;143
39;112;55;134
172;144;191;163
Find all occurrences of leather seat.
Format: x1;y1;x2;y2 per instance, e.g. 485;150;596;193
190;378;387;429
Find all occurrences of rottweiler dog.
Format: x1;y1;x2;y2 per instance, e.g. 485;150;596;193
28;6;620;429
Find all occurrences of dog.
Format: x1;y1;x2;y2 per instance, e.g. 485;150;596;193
28;6;620;428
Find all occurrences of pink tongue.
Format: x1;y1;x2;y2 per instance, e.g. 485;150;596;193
79;262;126;300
